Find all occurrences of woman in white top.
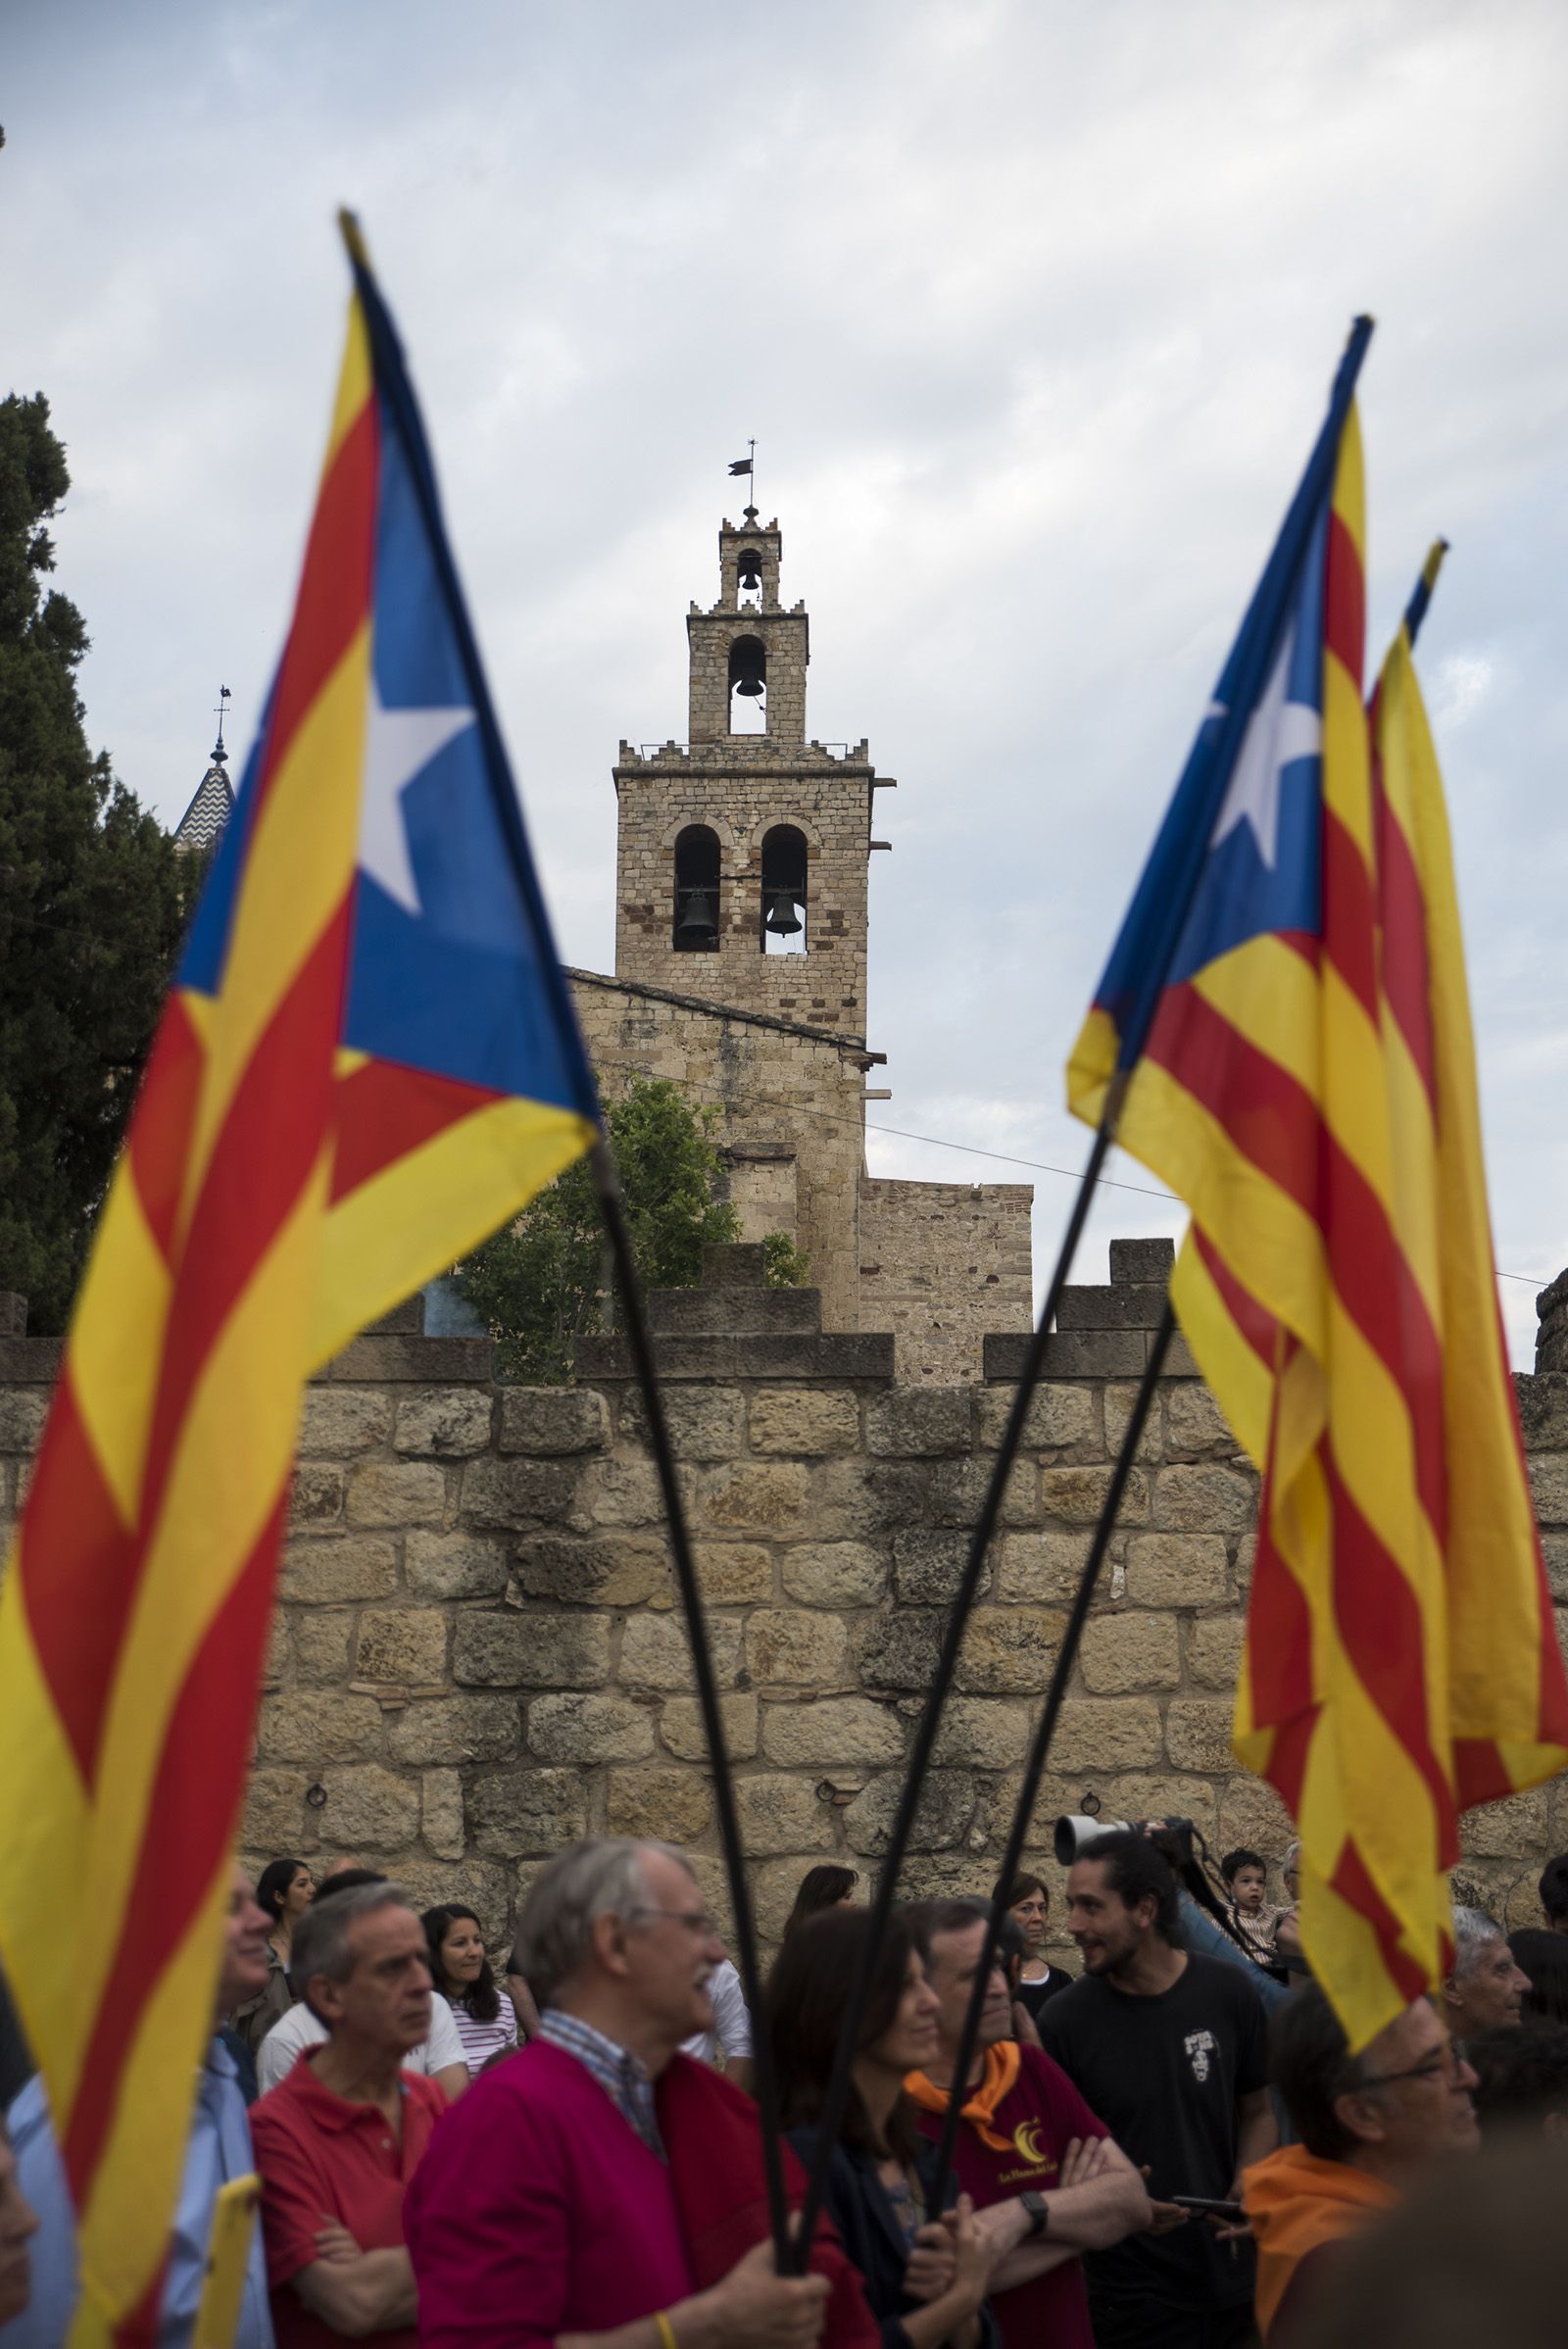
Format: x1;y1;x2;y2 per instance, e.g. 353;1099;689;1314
422;1902;518;2079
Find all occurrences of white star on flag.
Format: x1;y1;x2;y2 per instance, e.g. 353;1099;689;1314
1207;626;1322;871
358;680;476;912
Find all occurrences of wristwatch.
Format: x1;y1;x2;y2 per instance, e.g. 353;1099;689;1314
1019;2191;1050;2238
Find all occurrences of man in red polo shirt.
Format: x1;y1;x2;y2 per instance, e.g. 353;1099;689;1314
904;1899;1152;2349
250;1881;448;2345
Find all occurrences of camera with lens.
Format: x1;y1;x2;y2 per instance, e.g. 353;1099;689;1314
1054;1812;1198;1868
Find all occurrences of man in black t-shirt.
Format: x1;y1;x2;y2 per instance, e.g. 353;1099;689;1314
1039;1831;1275;2349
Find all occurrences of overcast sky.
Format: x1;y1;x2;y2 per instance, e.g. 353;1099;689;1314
7;0;1567;1363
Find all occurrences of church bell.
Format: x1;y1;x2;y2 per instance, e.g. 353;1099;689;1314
675;886;718;947
729;639;766;699
763;888;803;937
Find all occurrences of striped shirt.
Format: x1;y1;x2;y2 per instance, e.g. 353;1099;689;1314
450;1994;518;2079
537;2010;664;2159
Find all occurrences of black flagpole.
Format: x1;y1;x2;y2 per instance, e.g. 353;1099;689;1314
589;1146;792;2263
929;1303;1175;2198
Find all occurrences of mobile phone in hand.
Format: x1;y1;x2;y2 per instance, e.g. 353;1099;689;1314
1168;2195;1245;2221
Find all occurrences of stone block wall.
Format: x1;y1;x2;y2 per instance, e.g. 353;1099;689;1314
859;1177;1034;1387
3;1244;1566;1968
571;968;869;1332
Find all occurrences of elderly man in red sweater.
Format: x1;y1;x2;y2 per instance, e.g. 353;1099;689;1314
405;1837;874;2349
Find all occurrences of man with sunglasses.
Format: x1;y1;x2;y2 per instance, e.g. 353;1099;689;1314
404;1837;874;2348
1243;1982;1478;2344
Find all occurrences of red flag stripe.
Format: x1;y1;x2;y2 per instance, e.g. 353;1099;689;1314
1323;508;1365;690
1329;1839;1435;2003
1370;727;1438;1105
1192;1227;1276;1367
61;1490;288;2195
1320;801;1381;1028
328;1056;504;1205
17;1386;142;1783
125;999;206;1268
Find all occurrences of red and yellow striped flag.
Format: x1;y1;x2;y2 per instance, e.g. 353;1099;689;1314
1069;344;1568;2046
0;226;598;2342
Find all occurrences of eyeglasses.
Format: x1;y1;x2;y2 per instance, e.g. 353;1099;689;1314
625;1906;718;1936
1357;2050;1460;2089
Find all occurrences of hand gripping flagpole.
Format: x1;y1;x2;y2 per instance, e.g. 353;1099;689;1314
790;316;1376;2269
337;214;793;2263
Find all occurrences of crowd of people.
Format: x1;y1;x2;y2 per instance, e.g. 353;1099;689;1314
3;1830;1568;2345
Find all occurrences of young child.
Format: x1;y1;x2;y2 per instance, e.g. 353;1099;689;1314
1220;1845;1282;1965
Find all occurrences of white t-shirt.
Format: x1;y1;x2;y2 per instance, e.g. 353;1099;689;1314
681;1958;753;2066
256;1990;465;2094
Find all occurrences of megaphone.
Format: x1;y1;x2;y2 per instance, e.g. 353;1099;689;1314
1054;1815;1131;1864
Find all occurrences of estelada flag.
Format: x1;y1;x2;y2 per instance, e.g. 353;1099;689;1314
1067;328;1568;2048
0;217;599;2343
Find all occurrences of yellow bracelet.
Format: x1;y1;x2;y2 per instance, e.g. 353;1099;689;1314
654;2317;678;2349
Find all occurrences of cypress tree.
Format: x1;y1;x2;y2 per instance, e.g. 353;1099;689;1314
0;393;187;1330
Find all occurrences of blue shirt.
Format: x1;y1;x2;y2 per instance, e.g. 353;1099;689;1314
0;2036;274;2349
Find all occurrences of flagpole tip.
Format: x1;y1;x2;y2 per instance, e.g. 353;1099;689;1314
338;210;371;274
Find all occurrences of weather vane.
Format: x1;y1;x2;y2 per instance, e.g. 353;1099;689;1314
212;683;231;764
728;438;758;522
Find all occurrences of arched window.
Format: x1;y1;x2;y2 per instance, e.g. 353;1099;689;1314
760;824;808;956
736;548;763;610
728;634;766;734
672;825;720;952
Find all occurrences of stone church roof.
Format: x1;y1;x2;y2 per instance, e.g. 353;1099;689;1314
173;748;234;856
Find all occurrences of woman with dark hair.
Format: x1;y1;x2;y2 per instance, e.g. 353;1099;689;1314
1509;1928;1568;2029
994;1871;1073;2018
767;1906;996;2348
423;1903;518;2078
230;1855;312;2055
783;1862;860;1942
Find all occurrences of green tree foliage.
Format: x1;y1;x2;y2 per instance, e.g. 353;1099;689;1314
455;1077;742;1383
761;1230;810;1288
0;395;187;1329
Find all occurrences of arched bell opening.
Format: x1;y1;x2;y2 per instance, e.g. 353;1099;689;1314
672;823;720;952
728;634;766;735
760;823;808;956
736;548;764;611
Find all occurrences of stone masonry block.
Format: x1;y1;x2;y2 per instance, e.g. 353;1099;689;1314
355;1608;450;1685
527;1692;656;1764
809;1458;934;1539
1459;1786;1550;1860
891;1530;986;1606
297;1389;393;1456
845;1771;975;1857
930;1457;1037;1529
956;1607;1065;1694
322;1335;492;1385
405;1530;510;1600
1163;1698;1237;1772
1041;1466;1150;1526
760;1697;906;1768
0;1389;46;1450
1048;1699;1163;1775
1515;1375;1568;1452
931;1698;1033;1770
462;1456;581;1530
466;1766;590;1856
694;1543;773;1605
1214;1777;1293;1861
497;1387;612;1455
733;1774;837;1855
620;1612;743;1690
292;1610;355;1684
261;1618;290;1690
1187;1616;1246;1689
395;1388;495;1457
780;1542;887;1608
1153;1465;1255;1532
242;1770;314;1854
387;1695;519;1766
994;1531;1094;1605
1079;1611;1180;1693
1102;1386;1162;1466
617;1386;744;1460
1109;1238;1176;1286
256;1691;384;1764
975;1383;1098;1455
698;1461;808;1533
513;1536;667;1608
278;1537;399;1606
289;1465;344;1528
606;1766;716;1844
346;1460;448;1529
421;1770;466;1860
585;1454;673;1529
749;1389;861;1456
1529;1455;1568;1527
865;1389;972;1457
453;1611;611;1688
1123;1534;1230;1607
317;1765;421;1851
1100;1772;1220;1841
1164;1385;1236;1457
1056;1284;1168;1331
984;1331;1145;1382
661;1692;760;1762
856;1611;945;1691
752;1857;830;1943
746;1608;853;1687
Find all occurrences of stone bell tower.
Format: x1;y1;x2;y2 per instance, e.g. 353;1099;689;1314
612;512;891;1040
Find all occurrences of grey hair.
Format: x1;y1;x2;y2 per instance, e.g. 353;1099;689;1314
1283;1840;1301;1872
290;1881;411;1996
1451;1905;1504;1980
514;1837;688;2008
